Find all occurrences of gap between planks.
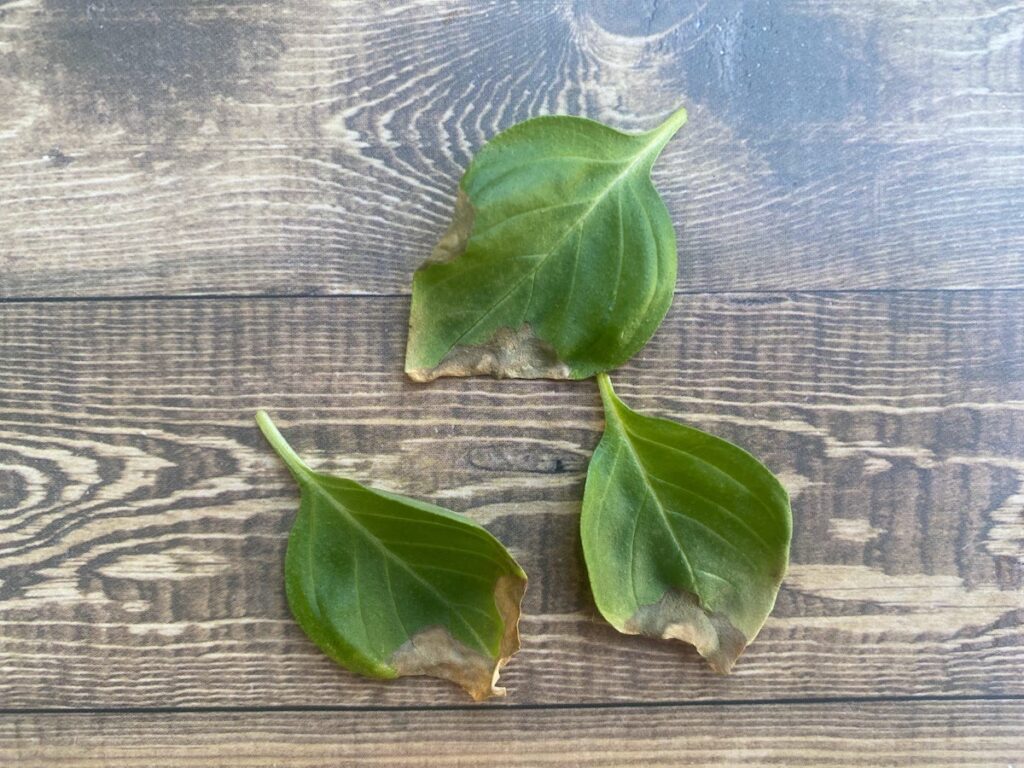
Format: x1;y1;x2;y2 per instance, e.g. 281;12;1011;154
3;693;1024;717
3;287;1024;305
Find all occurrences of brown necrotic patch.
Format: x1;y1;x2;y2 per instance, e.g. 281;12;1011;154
406;324;572;382
390;574;526;701
426;189;475;265
625;589;749;674
31;0;283;134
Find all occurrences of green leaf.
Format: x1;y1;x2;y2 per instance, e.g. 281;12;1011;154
256;411;527;700
405;106;687;382
581;375;791;672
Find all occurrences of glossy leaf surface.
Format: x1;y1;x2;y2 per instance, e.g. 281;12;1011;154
581;376;791;672
256;411;527;700
405;107;687;381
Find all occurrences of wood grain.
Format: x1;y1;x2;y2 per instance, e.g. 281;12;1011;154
2;0;1023;298
1;292;1021;707
3;701;1023;767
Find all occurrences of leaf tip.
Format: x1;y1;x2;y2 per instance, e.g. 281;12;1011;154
666;104;689;130
644;104;688;157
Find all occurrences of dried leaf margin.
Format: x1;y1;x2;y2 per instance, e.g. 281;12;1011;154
406;107;687;381
580;375;791;672
256;411;527;700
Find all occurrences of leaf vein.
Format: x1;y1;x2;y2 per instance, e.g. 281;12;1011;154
624;428;779;522
310;485;495;655
437;133;669;360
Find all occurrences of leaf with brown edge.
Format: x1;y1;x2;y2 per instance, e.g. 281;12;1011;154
581;375;791;672
405;106;687;381
256;411;527;701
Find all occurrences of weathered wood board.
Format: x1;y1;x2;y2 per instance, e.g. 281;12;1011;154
3;0;1024;762
3;701;1023;767
2;0;1023;297
1;294;1020;707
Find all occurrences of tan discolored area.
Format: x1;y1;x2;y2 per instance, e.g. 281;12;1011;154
405;324;572;382
625;590;749;674
390;573;526;701
407;183;570;383
390;626;503;701
426;189;475;265
493;573;527;663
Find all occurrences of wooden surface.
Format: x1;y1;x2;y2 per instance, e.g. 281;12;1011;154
2;0;1024;298
1;0;1023;765
3;701;1024;767
1;294;1023;709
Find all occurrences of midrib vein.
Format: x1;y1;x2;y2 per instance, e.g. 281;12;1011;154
442;136;666;354
605;404;699;590
306;478;491;653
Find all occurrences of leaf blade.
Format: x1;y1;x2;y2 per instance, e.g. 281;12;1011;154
406;107;687;381
581;376;791;673
256;411;527;700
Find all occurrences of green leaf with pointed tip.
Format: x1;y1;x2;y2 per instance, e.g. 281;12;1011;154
256;411;527;701
405;107;688;382
581;375;791;673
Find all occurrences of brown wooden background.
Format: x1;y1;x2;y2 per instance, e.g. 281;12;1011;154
1;0;1023;765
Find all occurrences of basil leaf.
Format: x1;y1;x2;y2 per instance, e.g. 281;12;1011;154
405;107;687;381
581;375;791;672
256;411;527;700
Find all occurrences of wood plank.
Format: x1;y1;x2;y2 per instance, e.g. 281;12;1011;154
2;0;1023;298
0;293;1021;707
2;701;1022;767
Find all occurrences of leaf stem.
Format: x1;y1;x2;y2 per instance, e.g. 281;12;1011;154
596;372;619;412
255;410;310;477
